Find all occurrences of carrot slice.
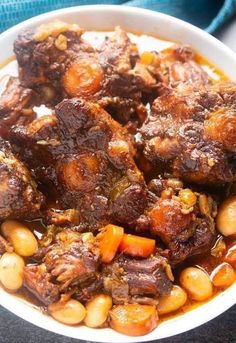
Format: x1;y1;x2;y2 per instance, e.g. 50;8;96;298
224;245;236;267
98;224;124;263
119;233;155;258
110;304;158;336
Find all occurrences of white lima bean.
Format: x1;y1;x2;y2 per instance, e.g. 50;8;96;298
158;285;187;315
48;299;86;325
1;220;38;257
216;196;236;236
0;252;25;291
84;294;112;328
180;267;213;301
211;263;235;288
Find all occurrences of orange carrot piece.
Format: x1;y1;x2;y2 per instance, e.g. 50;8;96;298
98;224;124;263
119;233;155;258
224;245;236;267
110;304;158;336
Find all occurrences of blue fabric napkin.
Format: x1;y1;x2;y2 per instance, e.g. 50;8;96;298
0;0;236;33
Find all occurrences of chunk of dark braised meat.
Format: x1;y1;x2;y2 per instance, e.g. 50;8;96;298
103;254;173;305
0;138;44;220
10;98;147;231
24;230;101;305
146;44;210;92
11;114;60;193
23;264;60;305
14;24;156;125
73;275;103;303
95;27;156;124
139;82;236;185
43;230;100;291
14;23;91;101
0;77;35;138
136;179;217;264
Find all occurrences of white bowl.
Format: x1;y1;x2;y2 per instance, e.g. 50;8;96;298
0;5;236;342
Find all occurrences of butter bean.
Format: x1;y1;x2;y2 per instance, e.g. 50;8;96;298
2;220;38;257
158;285;187;315
84;294;112;328
0;252;24;291
48;299;86;325
216;196;236;236
180;267;213;301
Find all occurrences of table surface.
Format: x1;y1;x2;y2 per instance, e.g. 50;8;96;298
1;17;236;343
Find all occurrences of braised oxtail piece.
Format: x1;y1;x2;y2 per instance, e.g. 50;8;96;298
139;82;236;185
24;230;101;305
10;98;147;231
0;77;35;138
14;22;157;125
135;178;217;264
150;44;210;91
103;254;173;305
0;138;44;220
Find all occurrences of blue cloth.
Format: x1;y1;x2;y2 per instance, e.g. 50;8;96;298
0;0;236;33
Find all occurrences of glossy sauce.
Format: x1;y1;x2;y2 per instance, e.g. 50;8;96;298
0;30;235;323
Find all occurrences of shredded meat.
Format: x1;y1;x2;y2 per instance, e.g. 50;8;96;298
10;98;147;231
0;138;44;220
24;230;101;305
43;230;100;291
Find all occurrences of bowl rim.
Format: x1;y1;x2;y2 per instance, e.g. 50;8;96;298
1;4;236;60
0;4;236;342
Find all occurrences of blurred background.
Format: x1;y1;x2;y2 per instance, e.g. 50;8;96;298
217;17;236;51
0;0;236;34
